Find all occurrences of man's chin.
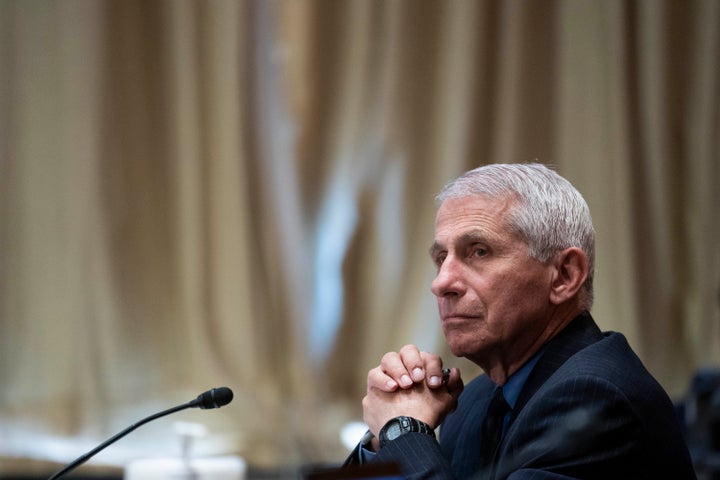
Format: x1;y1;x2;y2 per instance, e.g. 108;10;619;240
445;337;488;362
447;341;475;359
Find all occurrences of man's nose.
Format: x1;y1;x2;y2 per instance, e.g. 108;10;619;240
431;257;465;297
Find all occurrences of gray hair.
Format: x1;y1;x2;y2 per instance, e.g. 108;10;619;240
436;163;595;310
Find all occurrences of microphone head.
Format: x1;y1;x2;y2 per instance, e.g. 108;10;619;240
193;387;234;409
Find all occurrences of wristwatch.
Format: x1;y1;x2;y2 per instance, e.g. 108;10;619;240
378;416;435;448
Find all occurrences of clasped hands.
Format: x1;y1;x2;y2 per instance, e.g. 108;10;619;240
362;344;464;451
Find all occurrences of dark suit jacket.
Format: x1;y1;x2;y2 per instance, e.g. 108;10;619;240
362;312;696;479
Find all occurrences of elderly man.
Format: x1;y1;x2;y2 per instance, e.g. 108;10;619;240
346;164;695;479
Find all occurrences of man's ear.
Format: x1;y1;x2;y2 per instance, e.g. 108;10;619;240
549;247;589;305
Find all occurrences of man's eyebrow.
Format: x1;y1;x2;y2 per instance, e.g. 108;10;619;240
428;231;489;258
457;231;489;244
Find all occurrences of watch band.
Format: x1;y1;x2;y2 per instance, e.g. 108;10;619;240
378;416;435;448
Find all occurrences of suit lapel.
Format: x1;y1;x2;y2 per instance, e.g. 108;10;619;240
484;313;603;479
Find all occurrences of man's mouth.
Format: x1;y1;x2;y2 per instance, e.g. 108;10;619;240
441;313;478;323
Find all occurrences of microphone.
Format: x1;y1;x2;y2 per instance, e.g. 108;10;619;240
189;386;234;409
47;387;234;480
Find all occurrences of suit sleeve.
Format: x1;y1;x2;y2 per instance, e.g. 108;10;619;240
372;432;456;480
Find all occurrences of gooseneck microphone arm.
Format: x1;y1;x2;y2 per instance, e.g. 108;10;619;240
47;402;192;480
47;387;234;480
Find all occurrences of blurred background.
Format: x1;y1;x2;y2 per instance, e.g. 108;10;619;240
1;0;719;478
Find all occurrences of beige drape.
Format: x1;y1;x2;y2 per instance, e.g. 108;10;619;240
1;0;718;475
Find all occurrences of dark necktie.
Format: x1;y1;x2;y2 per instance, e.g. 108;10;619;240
479;387;511;467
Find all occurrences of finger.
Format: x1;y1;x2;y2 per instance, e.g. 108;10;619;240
367;365;399;392
398;344;426;383
380;351;414;388
419;351;445;388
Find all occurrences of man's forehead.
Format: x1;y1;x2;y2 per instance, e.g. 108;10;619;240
430;196;522;254
435;193;516;219
434;195;514;229
430;228;499;252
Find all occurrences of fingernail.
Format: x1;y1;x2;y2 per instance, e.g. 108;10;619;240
400;374;412;387
412;368;424;381
386;379;398;389
429;376;441;387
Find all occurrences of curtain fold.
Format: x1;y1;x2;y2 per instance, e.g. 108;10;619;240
1;0;718;473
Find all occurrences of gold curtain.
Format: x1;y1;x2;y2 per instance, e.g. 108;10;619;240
1;0;718;474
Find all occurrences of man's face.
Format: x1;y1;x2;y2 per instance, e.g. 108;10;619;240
430;194;557;372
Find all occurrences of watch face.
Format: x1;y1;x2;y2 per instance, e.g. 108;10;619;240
380;416;434;449
386;420;403;441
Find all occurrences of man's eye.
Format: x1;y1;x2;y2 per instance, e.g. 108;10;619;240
434;254;446;267
474;248;487;257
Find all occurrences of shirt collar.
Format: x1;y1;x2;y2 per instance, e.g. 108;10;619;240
501;349;543;409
